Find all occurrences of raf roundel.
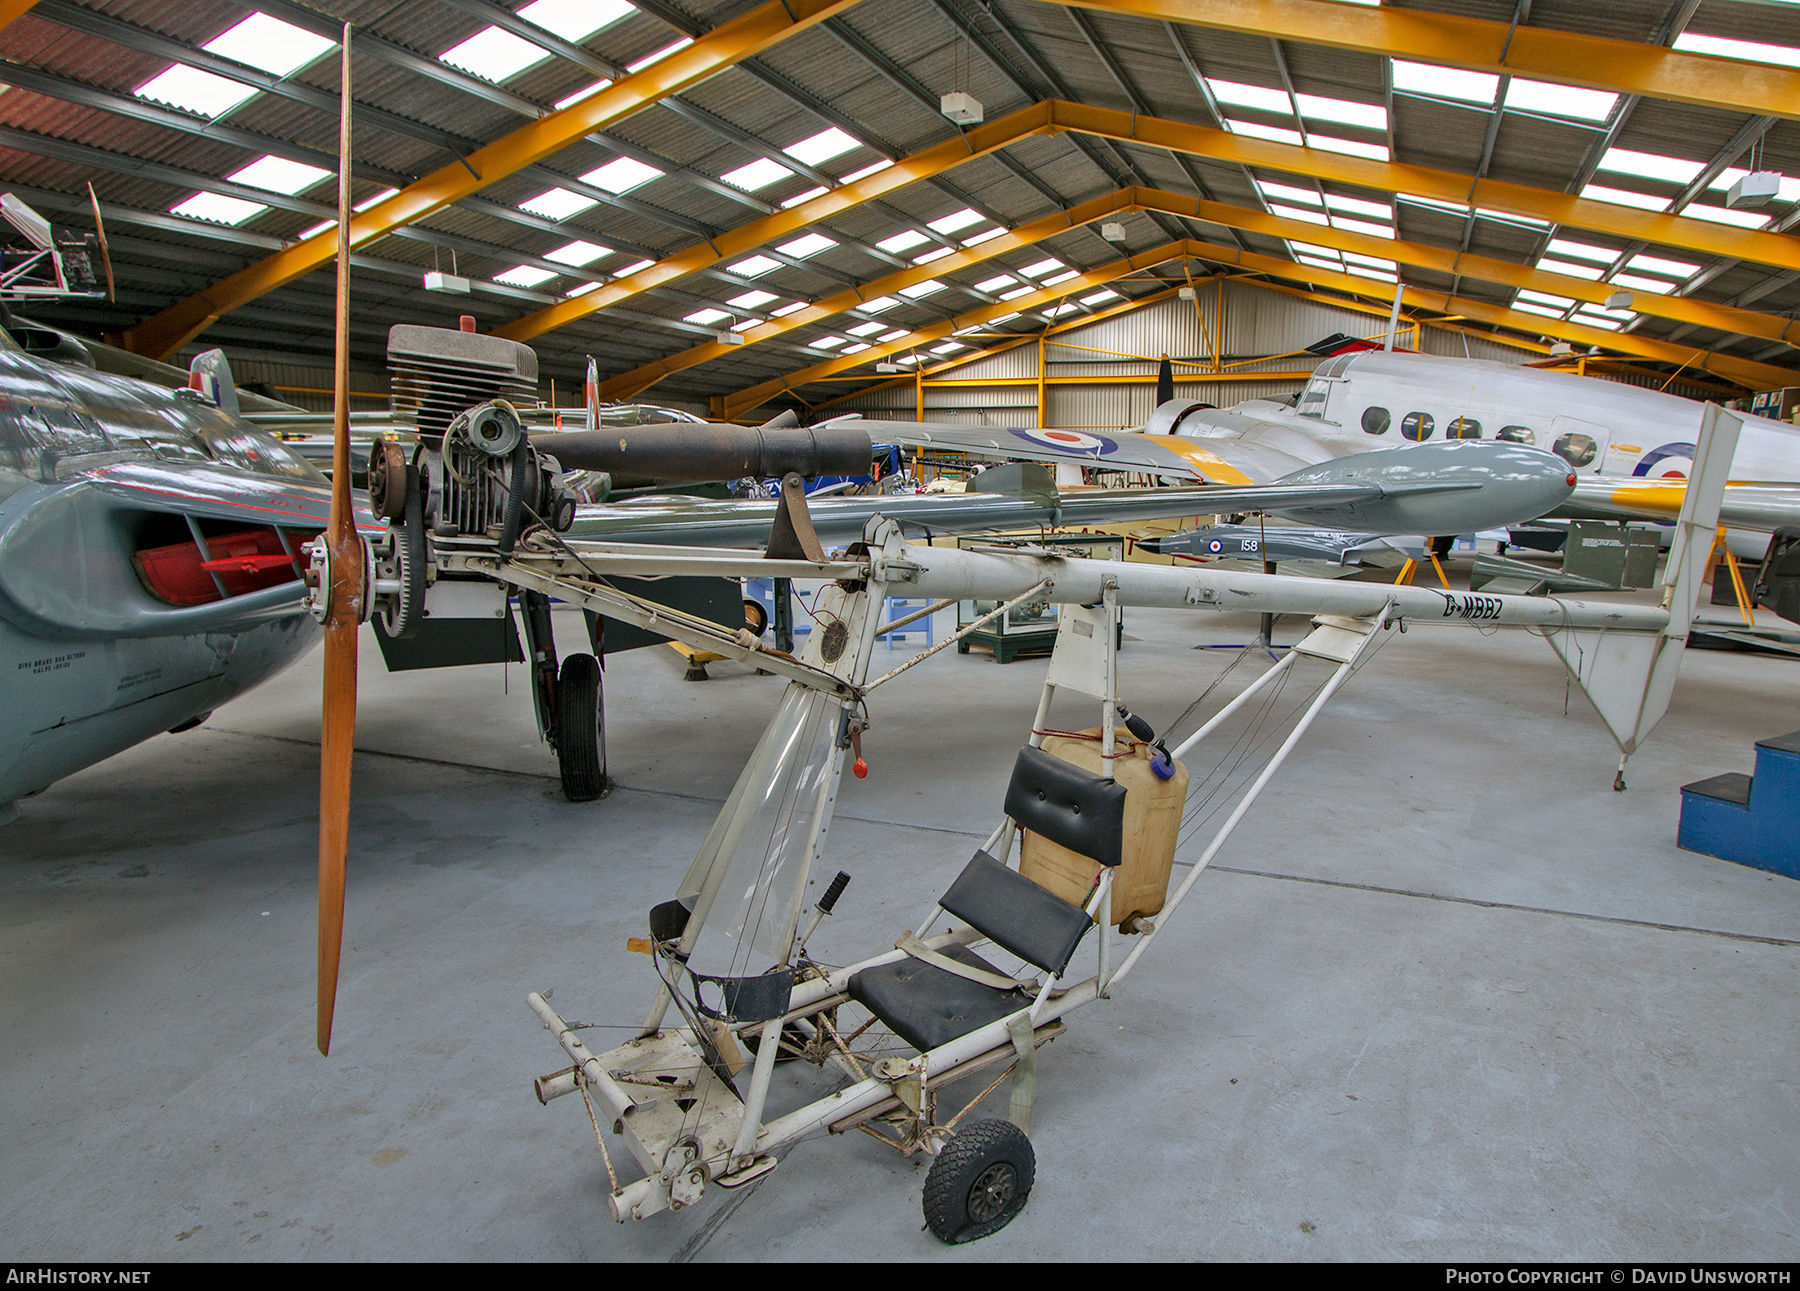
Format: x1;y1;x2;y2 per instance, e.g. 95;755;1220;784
1208;539;1223;553
1007;427;1118;456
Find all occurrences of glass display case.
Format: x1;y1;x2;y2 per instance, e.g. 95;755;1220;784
955;533;1126;663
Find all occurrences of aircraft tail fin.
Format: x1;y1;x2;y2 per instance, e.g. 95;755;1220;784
584;356;599;431
187;348;239;416
1545;402;1739;779
1155;353;1174;407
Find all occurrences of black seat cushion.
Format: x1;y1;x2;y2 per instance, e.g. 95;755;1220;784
940;850;1093;976
848;944;1033;1053
1003;744;1127;867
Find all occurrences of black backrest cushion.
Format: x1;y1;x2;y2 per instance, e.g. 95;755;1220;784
940;850;1093;976
1003;744;1127;867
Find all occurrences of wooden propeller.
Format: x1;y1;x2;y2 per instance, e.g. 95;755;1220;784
318;23;361;1056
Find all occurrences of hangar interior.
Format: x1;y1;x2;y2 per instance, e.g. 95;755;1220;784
1;0;1798;1263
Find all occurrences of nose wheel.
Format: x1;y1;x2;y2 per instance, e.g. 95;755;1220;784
921;1118;1035;1244
555;652;606;802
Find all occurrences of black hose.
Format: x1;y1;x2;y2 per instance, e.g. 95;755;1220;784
499;438;532;557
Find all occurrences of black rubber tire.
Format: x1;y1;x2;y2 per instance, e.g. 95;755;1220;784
922;1118;1034;1244
556;653;606;802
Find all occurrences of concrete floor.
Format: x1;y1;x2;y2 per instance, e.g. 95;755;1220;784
3;597;1798;1261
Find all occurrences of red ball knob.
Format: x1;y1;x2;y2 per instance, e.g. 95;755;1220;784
852;758;868;779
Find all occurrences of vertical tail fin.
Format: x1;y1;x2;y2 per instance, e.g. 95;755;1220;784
1545;403;1740;778
585;355;599;431
1155;353;1174;407
187;348;239;415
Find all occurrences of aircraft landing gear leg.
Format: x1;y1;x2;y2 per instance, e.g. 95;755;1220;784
773;577;795;654
518;590;561;748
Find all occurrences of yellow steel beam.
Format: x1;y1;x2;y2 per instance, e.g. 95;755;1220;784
1044;0;1800;121
711;243;1192;418
498;101;1062;346
1049;103;1800;272
1127;186;1800;350
119;0;869;360
0;1;40;32
596;187;1139;401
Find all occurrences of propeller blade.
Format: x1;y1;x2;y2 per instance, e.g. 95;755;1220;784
1155;353;1174;408
318;22;361;1057
85;182;114;304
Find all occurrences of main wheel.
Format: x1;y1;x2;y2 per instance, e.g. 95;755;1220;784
556;653;606;802
922;1118;1034;1244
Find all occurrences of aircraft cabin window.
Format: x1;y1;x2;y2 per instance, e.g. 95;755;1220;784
1400;411;1434;441
1296;378;1330;419
1553;432;1599;468
1447;417;1482;439
1361;406;1390;435
1497;425;1536;445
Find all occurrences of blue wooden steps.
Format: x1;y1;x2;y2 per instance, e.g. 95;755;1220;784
1678;730;1800;879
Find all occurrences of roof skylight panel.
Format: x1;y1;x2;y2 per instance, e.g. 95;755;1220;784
1324;193;1392;220
1295;254;1342;271
497;265;558;288
1547;237;1620;264
1389;60;1498;107
914;247;954;264
1683;203;1772;228
898;279;946;298
1572;312;1624;330
1518;289;1577;308
776;234;836;260
931;341;968;353
770;301;807;317
1258;180;1321;206
975;273;1018;292
1311;135;1390;161
839;159;893;184
859;295;900;312
1610;272;1673;294
519;0;634;42
1476;207;1548;228
627;38;692;73
893;354;920;365
1205;78;1291;113
1579;184;1671;212
228;156;330;195
1041;269;1080;286
1020;258;1064;277
846;320;886;336
1673;32;1800;69
1536;257;1604;279
204;13;336;77
1399;193;1471;215
840;342;870;354
1041;303;1078;318
877;229;931;254
441;26;547;83
1332;215;1394;239
878;329;909;342
1269;202;1328;226
555;81;611;110
135;66;260;119
1225;119;1304;147
1626;253;1700;279
684;307;730;324
1081;289;1120;304
1344;264;1397;282
810;336;847;349
1503;79;1618;123
961;227;1007;246
928;209;985;235
782;187;829;208
729;254;781;277
566;281;602;296
1512;301;1568;319
991;312;1022;323
615;258;655;275
171;192;267;225
1576;302;1635;322
727;289;778;309
546;240;610;266
521;188;597;220
1598;148;1705;185
1294;93;1387;131
1288;241;1339;259
786;128;859;167
999;285;1036;300
720;158;796;193
1342;251;1396;270
573;158;659;195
